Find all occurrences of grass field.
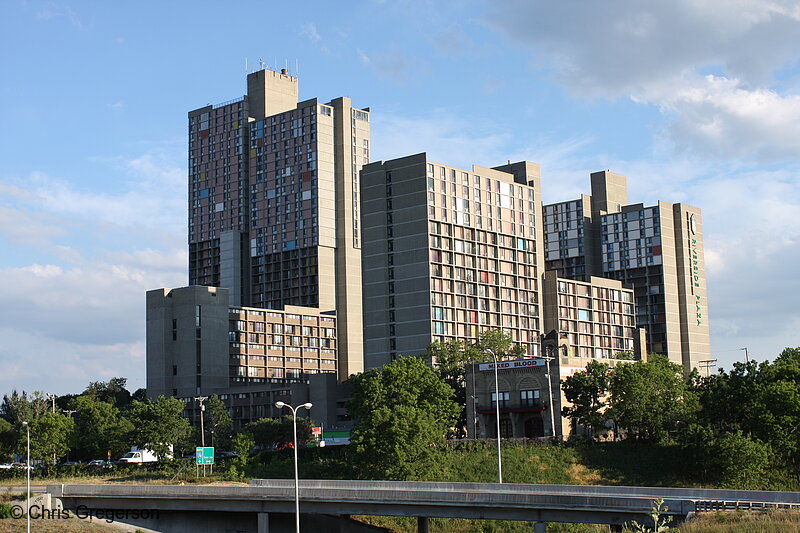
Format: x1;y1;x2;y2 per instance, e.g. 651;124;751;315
679;511;800;533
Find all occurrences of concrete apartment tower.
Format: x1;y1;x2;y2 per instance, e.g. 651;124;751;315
543;171;710;371
186;67;368;380
361;154;545;369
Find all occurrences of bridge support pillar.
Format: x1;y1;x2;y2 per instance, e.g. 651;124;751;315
533;521;546;533
258;512;269;533
417;516;429;533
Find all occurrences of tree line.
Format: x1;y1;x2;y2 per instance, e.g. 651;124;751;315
0;379;223;464
561;347;800;488
0;377;322;468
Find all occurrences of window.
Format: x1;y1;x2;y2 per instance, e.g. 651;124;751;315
491;391;509;408
520;389;540;407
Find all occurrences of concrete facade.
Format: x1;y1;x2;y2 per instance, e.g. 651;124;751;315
146;285;350;429
361;154;545;369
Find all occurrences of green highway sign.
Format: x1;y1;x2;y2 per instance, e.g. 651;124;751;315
196;446;214;465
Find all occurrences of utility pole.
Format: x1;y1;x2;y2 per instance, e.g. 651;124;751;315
740;347;750;363
194;396;208;476
194;396;208;447
699;359;717;377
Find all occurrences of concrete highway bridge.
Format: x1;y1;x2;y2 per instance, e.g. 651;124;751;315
45;479;800;533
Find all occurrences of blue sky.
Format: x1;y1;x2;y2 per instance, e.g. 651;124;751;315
1;0;799;394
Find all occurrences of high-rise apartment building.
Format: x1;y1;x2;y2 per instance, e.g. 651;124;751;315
544;171;709;371
186;67;369;380
361;153;545;369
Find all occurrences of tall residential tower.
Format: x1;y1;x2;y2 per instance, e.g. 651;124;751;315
360;154;545;369
186;67;369;380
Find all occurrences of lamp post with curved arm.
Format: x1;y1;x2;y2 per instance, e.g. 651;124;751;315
275;401;312;533
485;350;503;484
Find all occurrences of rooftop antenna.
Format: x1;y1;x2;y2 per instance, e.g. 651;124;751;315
285;58;289;73
296;58;299;77
245;57;248;73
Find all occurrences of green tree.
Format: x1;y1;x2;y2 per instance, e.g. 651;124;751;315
245;417;312;449
0;419;15;462
24;412;75;466
712;431;772;489
687;348;800;484
127;397;192;459
84;377;132;408
231;432;255;466
475;329;526;361
348;356;459;480
755;356;800;482
205;395;233;450
0;391;50;425
427;339;484;433
693;360;767;435
607;355;697;442
775;347;800;364
68;395;132;461
131;388;147;402
561;360;611;437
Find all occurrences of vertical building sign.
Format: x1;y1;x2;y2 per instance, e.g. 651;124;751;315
688;213;702;326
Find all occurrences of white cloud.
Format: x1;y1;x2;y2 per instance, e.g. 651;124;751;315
653;75;800;160
35;1;83;30
0;205;66;246
299;22;331;55
0;149;186;394
0;330;147;395
486;0;800;95
300;22;321;43
1;152;185;249
0;256;183;395
485;1;800;160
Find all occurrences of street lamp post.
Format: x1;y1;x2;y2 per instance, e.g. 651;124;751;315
22;421;30;533
488;351;503;484
275;401;312;533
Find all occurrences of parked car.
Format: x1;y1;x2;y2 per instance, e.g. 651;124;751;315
214;451;238;458
60;461;81;466
0;463;14;470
